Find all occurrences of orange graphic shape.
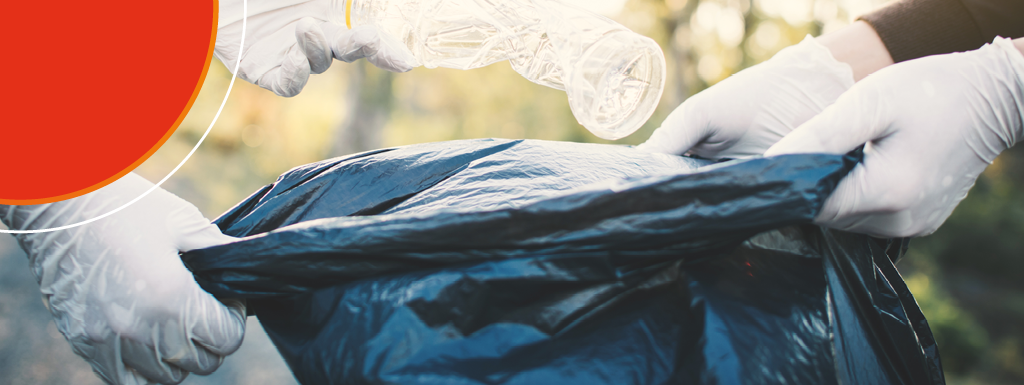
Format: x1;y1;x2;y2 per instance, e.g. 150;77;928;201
0;1;218;204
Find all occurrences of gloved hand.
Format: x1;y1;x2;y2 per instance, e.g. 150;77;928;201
637;36;854;159
216;0;417;97
765;37;1024;238
0;173;245;385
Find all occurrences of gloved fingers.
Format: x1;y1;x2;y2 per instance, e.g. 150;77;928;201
120;338;188;385
186;295;247;356
176;220;236;251
814;158;871;226
117;298;241;382
813;162;915;237
295;17;333;74
141;180;236;251
636;100;708;155
167;203;237;252
124;312;225;376
113;366;158;385
764;84;890;157
330;24;397;66
69;333;154;385
331;24;416;72
812;141;936;237
161;343;223;376
364;33;417;73
331;24;377;63
255;45;311;97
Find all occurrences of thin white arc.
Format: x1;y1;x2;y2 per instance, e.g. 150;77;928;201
0;0;247;234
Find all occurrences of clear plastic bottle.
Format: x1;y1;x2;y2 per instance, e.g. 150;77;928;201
330;0;666;140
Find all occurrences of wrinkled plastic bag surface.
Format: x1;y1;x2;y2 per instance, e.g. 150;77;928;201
182;139;944;385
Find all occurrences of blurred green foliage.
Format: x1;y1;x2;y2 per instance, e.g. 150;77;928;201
131;0;1024;382
902;145;1024;384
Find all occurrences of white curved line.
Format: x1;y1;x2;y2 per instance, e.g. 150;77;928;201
0;0;248;234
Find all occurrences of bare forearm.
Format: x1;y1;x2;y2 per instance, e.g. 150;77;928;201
816;21;895;82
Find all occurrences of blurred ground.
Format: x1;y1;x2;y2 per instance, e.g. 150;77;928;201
2;0;1022;383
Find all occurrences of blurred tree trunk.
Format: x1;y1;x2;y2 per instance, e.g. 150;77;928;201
331;61;395;156
662;0;700;108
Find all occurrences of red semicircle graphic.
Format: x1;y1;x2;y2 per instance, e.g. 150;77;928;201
0;1;218;204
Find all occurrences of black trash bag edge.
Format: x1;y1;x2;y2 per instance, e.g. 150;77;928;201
184;150;861;299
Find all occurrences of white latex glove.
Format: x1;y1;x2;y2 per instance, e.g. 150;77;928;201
765;37;1024;238
216;0;417;97
0;174;245;385
637;36;854;159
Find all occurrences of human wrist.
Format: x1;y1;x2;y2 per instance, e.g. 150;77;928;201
815;21;894;81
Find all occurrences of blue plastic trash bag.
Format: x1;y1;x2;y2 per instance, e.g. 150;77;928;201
182;139;943;385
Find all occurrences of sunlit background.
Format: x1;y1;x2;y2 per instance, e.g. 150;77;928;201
3;0;1023;383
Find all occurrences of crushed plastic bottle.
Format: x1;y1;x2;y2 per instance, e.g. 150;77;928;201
331;0;666;140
